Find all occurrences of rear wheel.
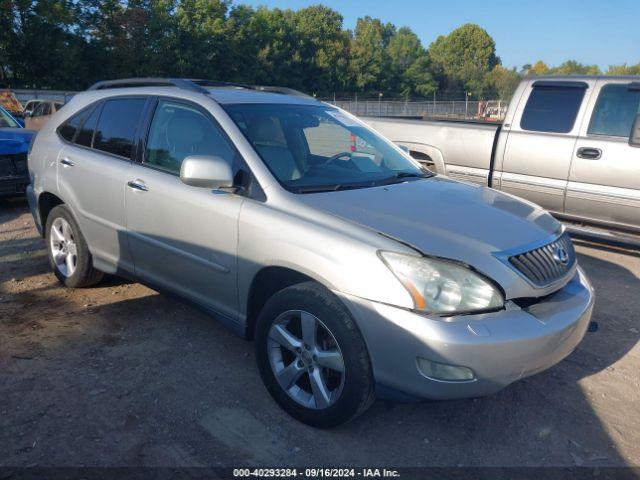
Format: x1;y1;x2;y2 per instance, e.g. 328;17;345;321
45;205;103;288
255;281;375;427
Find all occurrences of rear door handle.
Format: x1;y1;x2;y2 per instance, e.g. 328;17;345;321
60;158;75;167
127;180;148;192
577;147;602;160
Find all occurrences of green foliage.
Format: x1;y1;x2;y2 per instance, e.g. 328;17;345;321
486;65;520;101
606;63;640;75
388;27;436;99
428;24;499;98
550;60;601;76
0;2;633;98
349;16;395;94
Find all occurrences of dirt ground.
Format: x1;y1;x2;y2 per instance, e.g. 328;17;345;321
1;197;639;469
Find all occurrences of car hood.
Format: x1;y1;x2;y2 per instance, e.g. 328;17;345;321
297;176;563;298
0;128;35;155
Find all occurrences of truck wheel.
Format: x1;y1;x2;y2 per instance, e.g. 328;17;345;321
45;205;103;288
255;281;375;428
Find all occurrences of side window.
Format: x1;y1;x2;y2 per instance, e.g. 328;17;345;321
521;85;586;133
145;100;235;174
588;84;640;137
58;105;95;142
93;98;146;159
32;103;46;117
75;104;101;148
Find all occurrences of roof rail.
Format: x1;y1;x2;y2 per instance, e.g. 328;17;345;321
87;77;313;99
87;78;209;94
252;85;312;98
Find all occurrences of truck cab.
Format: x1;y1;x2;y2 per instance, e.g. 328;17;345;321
367;76;640;244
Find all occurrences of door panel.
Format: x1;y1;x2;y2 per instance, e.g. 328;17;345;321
125;165;243;317
57;144;133;271
499;131;576;212
125;97;243;319
565;81;640;230
496;80;594;213
566;137;640;229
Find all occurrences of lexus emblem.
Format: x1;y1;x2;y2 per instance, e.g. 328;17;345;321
553;247;570;265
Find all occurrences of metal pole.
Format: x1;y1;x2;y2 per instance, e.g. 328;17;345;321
465;92;468;119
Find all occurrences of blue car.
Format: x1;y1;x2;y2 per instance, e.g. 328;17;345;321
0;105;35;197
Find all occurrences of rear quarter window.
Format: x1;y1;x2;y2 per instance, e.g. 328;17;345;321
57;105;95;143
520;85;586;133
75;105;101;148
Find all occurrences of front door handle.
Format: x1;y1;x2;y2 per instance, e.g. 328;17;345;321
60;158;75;167
577;147;602;160
127;180;148;192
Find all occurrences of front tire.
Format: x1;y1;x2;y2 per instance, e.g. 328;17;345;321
45;205;103;288
255;281;375;428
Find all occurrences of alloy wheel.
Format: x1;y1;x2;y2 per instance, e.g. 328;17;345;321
50;217;78;277
267;310;345;409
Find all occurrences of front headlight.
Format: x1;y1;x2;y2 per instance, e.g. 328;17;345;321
379;251;504;315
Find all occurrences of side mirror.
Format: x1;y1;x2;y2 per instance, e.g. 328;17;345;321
630;114;640;147
180;155;235;190
398;144;410;153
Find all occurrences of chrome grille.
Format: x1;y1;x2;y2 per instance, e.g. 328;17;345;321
509;233;576;286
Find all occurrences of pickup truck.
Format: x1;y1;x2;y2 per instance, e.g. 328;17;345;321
365;76;640;245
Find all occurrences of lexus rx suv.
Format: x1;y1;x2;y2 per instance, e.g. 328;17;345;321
27;78;595;427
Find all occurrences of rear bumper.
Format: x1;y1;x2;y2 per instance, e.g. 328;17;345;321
0;174;29;197
337;267;594;400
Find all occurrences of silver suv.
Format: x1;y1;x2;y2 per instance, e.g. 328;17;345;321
27;78;595;427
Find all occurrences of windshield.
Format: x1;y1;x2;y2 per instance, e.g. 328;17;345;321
224;103;429;193
0;107;20;128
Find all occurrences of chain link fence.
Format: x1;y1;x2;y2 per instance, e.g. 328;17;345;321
11;89;508;122
323;99;507;121
13;89;76;104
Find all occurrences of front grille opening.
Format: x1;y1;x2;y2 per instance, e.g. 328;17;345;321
509;232;576;287
511;292;555;309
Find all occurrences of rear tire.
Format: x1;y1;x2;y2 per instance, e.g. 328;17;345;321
255;281;375;428
45;205;103;288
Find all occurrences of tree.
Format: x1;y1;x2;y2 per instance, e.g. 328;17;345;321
3;0;88;88
486;65;521;100
550;60;601;76
526;60;550;76
293;5;350;96
349;16;395;95
606;63;640;75
428;23;499;98
387;27;436;99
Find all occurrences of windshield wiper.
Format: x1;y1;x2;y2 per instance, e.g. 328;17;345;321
295;183;374;194
378;170;433;185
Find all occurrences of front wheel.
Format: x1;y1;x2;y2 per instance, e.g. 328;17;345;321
255;281;375;428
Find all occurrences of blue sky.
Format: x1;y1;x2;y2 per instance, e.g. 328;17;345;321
236;0;640;70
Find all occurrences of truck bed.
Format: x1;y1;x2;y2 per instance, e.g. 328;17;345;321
363;116;500;186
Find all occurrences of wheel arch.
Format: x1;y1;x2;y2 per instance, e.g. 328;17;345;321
245;266;317;340
396;142;446;174
38;191;65;237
